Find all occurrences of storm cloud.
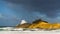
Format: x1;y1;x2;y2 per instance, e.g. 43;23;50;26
0;0;60;25
4;0;60;18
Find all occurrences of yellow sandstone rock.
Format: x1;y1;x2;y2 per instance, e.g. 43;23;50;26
52;23;60;29
29;22;60;30
28;24;36;29
38;22;52;29
16;19;60;30
29;21;52;29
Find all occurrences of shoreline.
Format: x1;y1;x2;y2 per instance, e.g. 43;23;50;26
0;31;60;34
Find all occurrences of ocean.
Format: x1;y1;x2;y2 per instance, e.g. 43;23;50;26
0;26;15;31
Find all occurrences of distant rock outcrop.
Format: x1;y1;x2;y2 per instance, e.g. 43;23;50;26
16;23;31;28
16;19;60;30
29;19;49;29
16;20;31;28
32;19;48;24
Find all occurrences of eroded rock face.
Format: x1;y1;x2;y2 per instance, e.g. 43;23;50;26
52;23;60;29
16;23;31;28
16;20;31;28
28;19;60;30
32;19;48;24
16;19;60;30
29;21;50;29
28;19;49;29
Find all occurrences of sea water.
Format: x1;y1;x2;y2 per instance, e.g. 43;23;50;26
0;27;60;32
0;27;14;31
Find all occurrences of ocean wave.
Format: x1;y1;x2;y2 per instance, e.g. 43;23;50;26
0;27;14;31
0;27;60;32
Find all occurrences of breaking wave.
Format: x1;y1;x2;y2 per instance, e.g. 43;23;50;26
0;27;60;32
0;27;14;31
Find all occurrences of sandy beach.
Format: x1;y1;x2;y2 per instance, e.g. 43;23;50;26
0;31;60;34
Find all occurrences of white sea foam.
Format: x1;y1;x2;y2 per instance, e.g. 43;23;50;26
0;27;14;31
0;27;60;34
0;27;60;32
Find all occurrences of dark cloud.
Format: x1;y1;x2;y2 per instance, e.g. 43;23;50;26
0;0;60;26
4;0;60;18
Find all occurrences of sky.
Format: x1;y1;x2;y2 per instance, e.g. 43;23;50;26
0;0;60;26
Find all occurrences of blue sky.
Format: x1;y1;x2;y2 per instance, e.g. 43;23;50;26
0;0;19;26
0;0;60;26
